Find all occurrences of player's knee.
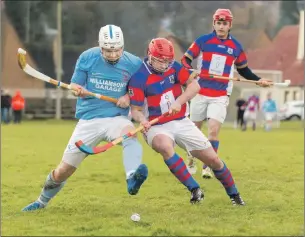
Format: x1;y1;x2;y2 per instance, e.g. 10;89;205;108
208;127;218;140
53;161;76;182
208;121;221;139
208;156;223;170
151;135;174;157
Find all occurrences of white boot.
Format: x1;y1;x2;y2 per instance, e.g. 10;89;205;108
202;166;213;179
186;154;197;175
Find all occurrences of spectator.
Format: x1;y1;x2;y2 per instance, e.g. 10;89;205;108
11;90;25;124
1;89;12;124
262;92;277;131
235;97;246;129
243;94;260;131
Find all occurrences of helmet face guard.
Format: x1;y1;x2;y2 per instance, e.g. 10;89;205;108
148;54;174;73
147;38;174;73
101;47;123;64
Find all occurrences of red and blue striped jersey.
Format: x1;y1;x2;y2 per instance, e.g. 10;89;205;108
184;31;247;97
128;58;192;124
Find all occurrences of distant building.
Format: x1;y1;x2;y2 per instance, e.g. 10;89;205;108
1;12;45;97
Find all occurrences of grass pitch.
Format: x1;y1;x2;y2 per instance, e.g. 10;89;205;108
1;120;304;236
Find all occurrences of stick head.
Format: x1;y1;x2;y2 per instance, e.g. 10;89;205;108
284;80;291;86
274;80;291;87
75;140;94;155
17;48;27;69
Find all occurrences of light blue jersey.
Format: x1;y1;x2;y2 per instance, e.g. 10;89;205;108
262;99;277;113
71;47;142;120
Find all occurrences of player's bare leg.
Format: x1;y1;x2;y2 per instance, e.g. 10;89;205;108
199;118;222;179
186;121;203;175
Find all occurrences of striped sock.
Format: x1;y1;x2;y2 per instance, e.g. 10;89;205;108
212;161;238;196
165;153;200;191
203;140;219;169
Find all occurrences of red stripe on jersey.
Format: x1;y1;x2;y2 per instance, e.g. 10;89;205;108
147;74;163;85
172;84;183;97
199;88;227;97
177;67;190;85
129;87;144;102
147;94;161;107
235;51;247;65
188;42;201;59
202;53;213;62
164;68;175;77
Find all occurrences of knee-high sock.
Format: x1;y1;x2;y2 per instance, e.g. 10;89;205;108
122;138;143;179
38;171;66;205
165;153;200;191
212;161;238;196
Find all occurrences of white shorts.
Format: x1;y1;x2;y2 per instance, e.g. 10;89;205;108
243;110;257;121
143;118;211;152
62;116;133;168
264;112;276;121
190;94;229;123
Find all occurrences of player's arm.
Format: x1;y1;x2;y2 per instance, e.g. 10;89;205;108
70;54;90;97
117;56;143;108
181;36;204;69
175;79;200;106
169;63;200;114
128;74;151;130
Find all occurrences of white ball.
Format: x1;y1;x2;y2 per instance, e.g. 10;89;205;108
130;213;140;222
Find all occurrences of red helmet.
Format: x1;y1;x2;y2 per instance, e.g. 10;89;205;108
213;9;233;23
148;38;174;60
147;38;175;73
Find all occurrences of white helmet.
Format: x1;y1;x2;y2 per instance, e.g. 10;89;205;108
98;24;124;50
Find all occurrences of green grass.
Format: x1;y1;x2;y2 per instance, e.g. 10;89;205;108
1;120;304;236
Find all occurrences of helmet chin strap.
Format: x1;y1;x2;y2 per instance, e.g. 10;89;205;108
105;58;120;65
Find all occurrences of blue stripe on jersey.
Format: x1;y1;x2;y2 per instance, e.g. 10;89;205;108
146;83;163;97
198;79;228;91
148;106;162;116
145;77;176;97
204;44;240;57
109;25;113;39
131;100;144;107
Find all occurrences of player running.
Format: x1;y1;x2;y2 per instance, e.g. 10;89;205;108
181;8;271;178
128;37;245;205
22;24;148;211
